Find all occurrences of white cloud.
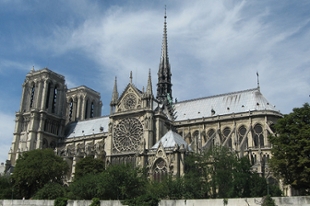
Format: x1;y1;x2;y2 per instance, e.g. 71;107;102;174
7;0;310;115
1;0;310;161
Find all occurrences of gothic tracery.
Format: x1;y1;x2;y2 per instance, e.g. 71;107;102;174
113;118;143;152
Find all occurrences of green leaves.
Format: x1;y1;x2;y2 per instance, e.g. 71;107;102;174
69;164;146;200
183;146;279;198
269;103;310;194
11;149;68;199
74;156;105;181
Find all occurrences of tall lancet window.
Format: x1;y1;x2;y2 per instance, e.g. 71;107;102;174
45;83;51;109
30;83;35;108
85;99;89;119
253;124;264;148
52;86;57;113
91;101;94;118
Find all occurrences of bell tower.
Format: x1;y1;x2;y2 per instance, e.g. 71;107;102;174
9;68;67;166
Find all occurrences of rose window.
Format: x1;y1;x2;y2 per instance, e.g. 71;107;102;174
113;118;143;152
124;94;137;110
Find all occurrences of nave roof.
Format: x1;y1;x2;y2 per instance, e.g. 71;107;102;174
173;87;280;121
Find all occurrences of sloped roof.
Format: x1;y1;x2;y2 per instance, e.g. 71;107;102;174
152;130;192;151
65;116;109;138
174;88;279;121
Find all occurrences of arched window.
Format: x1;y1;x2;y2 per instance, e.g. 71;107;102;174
30;83;35;108
91;101;94;118
222;127;232;148
42;138;48;149
45;83;51;109
238;125;247;144
50;141;56;149
253;124;264;148
207;129;215;146
52;86;57;113
193;130;199;141
85;99;89;119
153;158;167;182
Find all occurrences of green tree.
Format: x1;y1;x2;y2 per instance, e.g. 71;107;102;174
205;146;237;198
183;153;210;199
98;164;146;200
12;149;68;199
0;175;13;199
185;146;278;198
68;164;147;200
269;103;310;194
67;173;99;199
33;182;67;200
74;156;105;181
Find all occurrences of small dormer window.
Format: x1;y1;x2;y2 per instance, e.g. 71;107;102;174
211;109;215;115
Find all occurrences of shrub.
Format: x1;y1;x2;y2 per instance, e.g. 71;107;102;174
33;182;66;199
262;195;276;206
54;197;68;206
89;197;100;206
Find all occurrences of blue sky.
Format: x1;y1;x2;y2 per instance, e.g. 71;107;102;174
0;0;310;163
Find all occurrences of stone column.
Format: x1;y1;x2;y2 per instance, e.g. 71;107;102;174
81;96;86;120
40;80;48;111
76;96;81;120
20;82;28;112
36;80;43;109
56;85;63;116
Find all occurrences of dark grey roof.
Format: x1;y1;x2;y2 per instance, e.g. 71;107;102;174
174;88;279;121
152;130;192;151
65;116;109;138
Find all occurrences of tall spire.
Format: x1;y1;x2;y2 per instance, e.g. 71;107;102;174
111;77;119;105
146;69;153;96
157;6;172;103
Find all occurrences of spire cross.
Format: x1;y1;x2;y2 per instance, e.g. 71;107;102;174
130;71;133;83
164;5;167;19
256;72;260;89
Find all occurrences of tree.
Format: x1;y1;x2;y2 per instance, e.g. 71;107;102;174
68;173;99;199
184;146;278;198
97;164;146;200
74;156;105;181
0;175;13;199
33;182;66;200
269;103;310;194
12;149;68;198
183;153;210;199
68;164;147;200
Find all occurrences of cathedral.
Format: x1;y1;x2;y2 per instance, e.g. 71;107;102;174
8;14;282;183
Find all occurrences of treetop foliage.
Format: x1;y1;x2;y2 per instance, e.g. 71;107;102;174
8;146;281;202
74;156;105;181
269;103;310;194
12;149;68;199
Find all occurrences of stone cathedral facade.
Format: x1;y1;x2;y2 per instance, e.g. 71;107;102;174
8;15;282;183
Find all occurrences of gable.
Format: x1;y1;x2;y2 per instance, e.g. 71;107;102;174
116;83;143;112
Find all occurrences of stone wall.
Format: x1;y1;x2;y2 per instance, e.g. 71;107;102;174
0;196;309;206
159;197;310;206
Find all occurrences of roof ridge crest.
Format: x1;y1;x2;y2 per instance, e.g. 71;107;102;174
175;88;258;104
